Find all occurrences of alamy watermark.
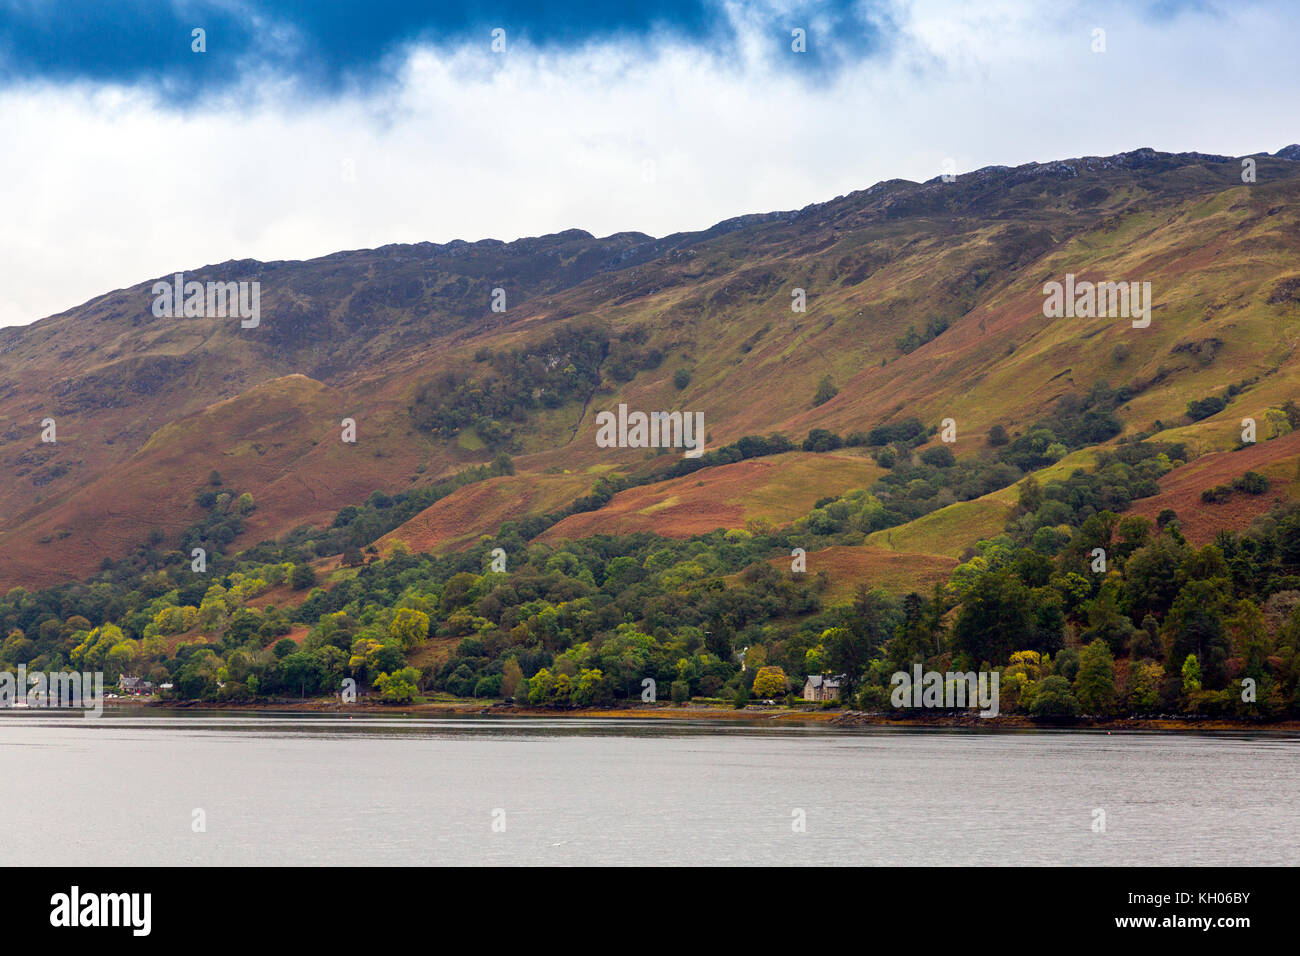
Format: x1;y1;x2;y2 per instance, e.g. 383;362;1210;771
0;666;104;718
890;665;999;718
50;886;150;936
1042;273;1151;328
595;403;705;458
152;272;260;328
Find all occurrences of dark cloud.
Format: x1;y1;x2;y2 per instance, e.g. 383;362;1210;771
0;0;892;104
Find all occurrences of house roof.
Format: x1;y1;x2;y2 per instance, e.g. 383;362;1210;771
806;674;842;688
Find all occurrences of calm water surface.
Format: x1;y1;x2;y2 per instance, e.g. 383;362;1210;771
1;711;1295;865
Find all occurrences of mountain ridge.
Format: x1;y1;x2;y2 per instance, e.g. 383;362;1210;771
12;143;1298;337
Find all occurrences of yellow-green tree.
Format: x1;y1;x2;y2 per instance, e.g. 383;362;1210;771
388;608;430;649
374;667;420;703
573;668;609;707
501;657;524;699
153;605;198;635
752;665;788;699
527;668;555;705
197;584;229;630
1127;660;1164;712
1181;653;1202;695
105;639;139;679
71;624;124;668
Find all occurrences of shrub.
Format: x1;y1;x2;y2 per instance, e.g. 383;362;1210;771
857;685;890;711
1030;675;1080;717
473;674;502;698
1232;471;1269;495
813;375;839;407
919;446;955;468
289;563;318;590
867;418;925;446
1200;485;1233;504
802;429;843;453
1186;395;1228;421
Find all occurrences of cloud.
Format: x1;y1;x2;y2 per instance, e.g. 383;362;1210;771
0;0;1296;327
1;0;878;102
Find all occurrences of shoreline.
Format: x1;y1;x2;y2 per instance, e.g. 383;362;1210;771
121;698;1300;732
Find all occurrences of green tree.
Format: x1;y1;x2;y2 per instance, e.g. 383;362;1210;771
1166;579;1231;687
280;650;327;698
1054;646;1080;682
812;375;838;407
1122;536;1187;620
1130;615;1163;660
289;563;318;591
1018;474;1043;513
1073;639;1116;714
1228;599;1270;679
1030;675;1080;717
953;571;1032;664
820;629;868;697
473;674;502;698
1082;586;1137;656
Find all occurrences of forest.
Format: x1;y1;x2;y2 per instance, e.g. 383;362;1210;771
3;393;1300;722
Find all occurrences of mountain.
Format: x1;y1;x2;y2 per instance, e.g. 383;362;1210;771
2;145;1299;593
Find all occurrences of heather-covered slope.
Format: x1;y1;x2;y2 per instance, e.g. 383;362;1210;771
2;146;1299;588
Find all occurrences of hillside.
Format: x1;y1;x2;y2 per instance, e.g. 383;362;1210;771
2;145;1300;590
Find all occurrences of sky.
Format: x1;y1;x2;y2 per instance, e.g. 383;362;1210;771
0;0;1296;327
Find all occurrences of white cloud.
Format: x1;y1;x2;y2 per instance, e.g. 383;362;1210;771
0;0;1295;327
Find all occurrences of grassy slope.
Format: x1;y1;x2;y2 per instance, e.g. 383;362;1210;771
2;150;1299;589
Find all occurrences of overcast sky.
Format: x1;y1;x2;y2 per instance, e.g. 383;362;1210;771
0;0;1296;327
